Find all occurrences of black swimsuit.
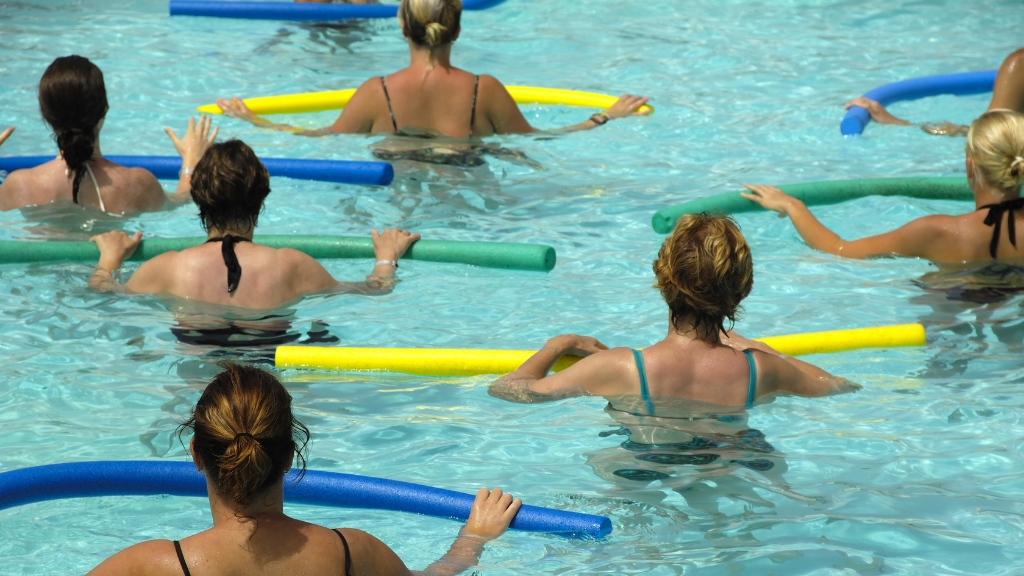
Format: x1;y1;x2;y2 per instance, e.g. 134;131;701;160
980;197;1024;258
173;529;351;576
206;235;250;293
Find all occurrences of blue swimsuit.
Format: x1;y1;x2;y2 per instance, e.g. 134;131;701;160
631;348;757;416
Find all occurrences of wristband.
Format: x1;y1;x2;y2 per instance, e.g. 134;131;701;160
179;167;194;177
589;112;610;126
374;260;398;269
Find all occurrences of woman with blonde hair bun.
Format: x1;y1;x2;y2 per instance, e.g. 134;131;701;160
219;0;650;138
489;213;853;414
743;109;1024;263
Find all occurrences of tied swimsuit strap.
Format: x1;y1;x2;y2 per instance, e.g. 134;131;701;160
631;348;758;415
206;235;250;293
380;75;479;137
981;197;1024;258
173;531;351;576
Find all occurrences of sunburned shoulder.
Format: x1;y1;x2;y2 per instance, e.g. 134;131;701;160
87;539;181;576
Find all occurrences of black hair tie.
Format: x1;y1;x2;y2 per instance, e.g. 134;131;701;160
233;432;255;442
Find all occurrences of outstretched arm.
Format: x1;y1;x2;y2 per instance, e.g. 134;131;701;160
989;47;1024;112
414;487;522;576
488;334;613;403
216;97;341;136
164;115;219;204
291;228;421;297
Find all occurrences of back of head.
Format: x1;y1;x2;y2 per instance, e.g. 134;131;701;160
38;55;109;201
965;109;1024;195
180;363;309;507
190;140;270;232
653;213;753;337
399;0;461;50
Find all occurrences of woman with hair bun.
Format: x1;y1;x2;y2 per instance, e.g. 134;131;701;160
489;213;854;412
742;110;1024;263
0;55;217;214
88;362;522;576
218;0;649;138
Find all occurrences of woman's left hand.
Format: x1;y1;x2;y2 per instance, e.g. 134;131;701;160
740;183;801;217
604;94;651;119
165;115;218;169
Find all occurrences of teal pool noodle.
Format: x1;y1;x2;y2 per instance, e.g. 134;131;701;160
651;177;972;233
0;236;556;272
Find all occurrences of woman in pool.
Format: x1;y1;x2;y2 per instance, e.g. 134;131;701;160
0;56;216;214
89;139;419;308
488;213;855;412
848;47;1024;136
216;0;650;138
742;110;1024;263
88;363;521;576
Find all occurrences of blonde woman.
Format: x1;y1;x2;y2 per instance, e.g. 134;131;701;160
488;213;853;414
218;0;649;138
743;110;1024;263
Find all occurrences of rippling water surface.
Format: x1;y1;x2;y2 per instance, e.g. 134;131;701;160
2;0;1024;574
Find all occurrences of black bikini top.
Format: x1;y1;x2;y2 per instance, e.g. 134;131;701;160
981;197;1024;258
206;235;250;293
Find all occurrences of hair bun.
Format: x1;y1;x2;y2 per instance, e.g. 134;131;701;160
1010;156;1024;180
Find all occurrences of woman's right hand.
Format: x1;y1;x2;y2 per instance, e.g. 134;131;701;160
90;230;142;271
371;228;421;261
740;183;802;217
461;487;523;540
165;115;218;169
216;97;265;124
604;94;651;119
0;126;14;148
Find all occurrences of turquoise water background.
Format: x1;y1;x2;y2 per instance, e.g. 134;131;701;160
2;0;1024;573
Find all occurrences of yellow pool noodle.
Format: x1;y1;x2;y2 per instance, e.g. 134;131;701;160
197;86;654;116
275;323;925;377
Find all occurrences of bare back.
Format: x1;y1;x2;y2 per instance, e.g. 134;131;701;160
0;157;165;214
908;206;1024;263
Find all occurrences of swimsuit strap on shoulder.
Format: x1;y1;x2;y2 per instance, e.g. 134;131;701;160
173;541;193;576
631;348;656;417
380;76;398;132
333;529;353;576
84;163;105;213
981;198;1024;258
742;349;757;408
469;74;479;138
205;235;251;293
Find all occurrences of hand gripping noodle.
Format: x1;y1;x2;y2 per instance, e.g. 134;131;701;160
275;324;926;376
197;87;654;116
0;461;610;538
651;178;971;233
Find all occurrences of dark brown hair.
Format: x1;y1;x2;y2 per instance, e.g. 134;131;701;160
178;363;309;507
653;213;753;338
190;140;270;232
38;55;109;203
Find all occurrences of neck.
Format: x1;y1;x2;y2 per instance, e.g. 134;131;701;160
207;225;255;241
206;476;287;529
971;174;1021;209
666;315;721;345
91;132;103;159
407;41;453;71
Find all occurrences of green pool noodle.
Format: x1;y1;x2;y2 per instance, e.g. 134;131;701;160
0;235;557;272
651;177;973;233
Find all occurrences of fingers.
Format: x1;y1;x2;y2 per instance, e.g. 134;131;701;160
502;497;523;522
164;127;180;146
208;125;219;144
0;126;14;146
130;231;143;245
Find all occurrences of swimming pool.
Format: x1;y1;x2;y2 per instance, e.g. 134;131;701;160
2;0;1024;573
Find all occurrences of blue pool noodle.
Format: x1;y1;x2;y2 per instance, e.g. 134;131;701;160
840;70;997;136
0;461;611;538
0;156;393;186
170;0;506;21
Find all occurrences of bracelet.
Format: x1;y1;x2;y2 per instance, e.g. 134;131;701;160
179;167;194;177
589;112;610;126
374;260;398;269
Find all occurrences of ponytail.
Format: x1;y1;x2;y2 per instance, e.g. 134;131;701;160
965;110;1024;194
398;0;462;65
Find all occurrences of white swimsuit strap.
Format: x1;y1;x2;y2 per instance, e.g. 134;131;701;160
85;163;106;212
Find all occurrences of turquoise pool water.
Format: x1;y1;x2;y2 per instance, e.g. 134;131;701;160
3;0;1024;573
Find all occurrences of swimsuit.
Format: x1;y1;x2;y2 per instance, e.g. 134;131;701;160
205;235;250;293
71;162;106;212
630;348;758;417
380;75;479;138
173;529;351;576
981;197;1024;258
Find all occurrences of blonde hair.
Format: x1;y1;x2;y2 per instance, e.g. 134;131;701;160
399;0;461;54
653;213;753;337
965;109;1024;195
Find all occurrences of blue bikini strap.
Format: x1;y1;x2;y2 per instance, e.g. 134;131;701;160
742;349;757;408
631;349;656;416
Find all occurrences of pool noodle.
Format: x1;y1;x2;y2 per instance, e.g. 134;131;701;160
275;323;926;376
170;0;507;21
0;155;393;187
197;86;654;116
841;70;996;136
0;461;610;538
651;177;971;233
0;236;557;272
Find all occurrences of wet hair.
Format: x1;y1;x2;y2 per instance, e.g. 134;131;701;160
190;140;270;232
398;0;461;51
38;56;109;203
178;363;309;507
965;109;1024;195
653;213;753;338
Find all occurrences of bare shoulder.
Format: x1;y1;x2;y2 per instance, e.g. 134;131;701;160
275;247;320;268
86;539;181;576
333;528;412;576
126;167;161;188
478;74;511;97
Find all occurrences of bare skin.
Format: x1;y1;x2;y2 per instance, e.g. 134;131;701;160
741;156;1024;263
88;226;420;308
0;126;13;147
847;48;1024;136
488;318;857;407
216;33;650;138
0;116;217;214
87;440;522;576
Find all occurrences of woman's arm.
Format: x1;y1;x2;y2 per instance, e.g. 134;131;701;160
163;115;219;204
740;183;952;259
720;331;860;398
0;126;13;147
290;228;421;296
488;334;615;403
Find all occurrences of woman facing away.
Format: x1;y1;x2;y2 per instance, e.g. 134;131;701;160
0;55;216;214
742;110;1024;263
217;0;650;139
88;363;521;576
488;213;857;414
89;139;420;309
